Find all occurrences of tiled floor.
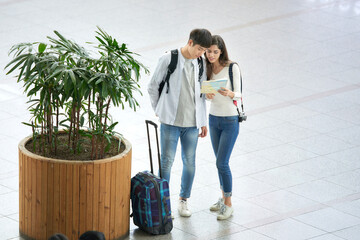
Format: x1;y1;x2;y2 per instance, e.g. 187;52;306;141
1;0;360;239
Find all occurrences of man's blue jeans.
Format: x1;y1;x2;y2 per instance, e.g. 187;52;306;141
209;115;239;197
160;123;199;199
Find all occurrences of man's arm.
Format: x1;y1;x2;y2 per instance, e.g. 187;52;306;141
147;54;169;111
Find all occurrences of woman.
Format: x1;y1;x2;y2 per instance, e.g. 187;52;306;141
205;35;241;220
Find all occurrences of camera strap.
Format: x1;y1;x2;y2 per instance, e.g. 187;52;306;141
228;62;244;113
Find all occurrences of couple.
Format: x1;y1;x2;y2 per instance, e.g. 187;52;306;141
147;29;242;221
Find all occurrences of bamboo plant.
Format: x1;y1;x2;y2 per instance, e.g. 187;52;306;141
5;27;149;160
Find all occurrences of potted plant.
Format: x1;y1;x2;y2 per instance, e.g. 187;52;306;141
5;27;149;240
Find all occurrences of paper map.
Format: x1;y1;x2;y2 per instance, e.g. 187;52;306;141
201;79;227;93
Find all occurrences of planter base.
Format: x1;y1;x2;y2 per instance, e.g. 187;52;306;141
19;136;132;240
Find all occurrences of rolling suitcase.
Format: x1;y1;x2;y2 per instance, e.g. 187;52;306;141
130;120;173;235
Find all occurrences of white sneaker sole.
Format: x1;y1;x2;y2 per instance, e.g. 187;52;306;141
217;209;234;220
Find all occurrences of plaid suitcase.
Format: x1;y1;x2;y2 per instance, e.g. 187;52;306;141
130;120;173;235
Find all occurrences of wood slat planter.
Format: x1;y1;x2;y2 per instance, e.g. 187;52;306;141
19;136;132;240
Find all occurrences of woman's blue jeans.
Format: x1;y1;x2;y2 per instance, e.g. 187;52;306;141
160;123;199;199
209;115;239;197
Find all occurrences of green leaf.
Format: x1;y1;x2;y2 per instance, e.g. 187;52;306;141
5;53;31;74
22;122;34;127
38;43;47;53
68;70;76;85
95;77;103;85
80;116;85;127
102;82;108;97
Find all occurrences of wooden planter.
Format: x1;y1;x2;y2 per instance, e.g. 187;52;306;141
18;136;132;240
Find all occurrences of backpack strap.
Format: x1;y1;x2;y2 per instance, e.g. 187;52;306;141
229;62;244;112
197;57;203;81
158;49;178;97
158;50;204;98
197;57;204;97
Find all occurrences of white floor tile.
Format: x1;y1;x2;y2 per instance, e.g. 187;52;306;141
0;217;20;240
291;134;354;155
0;192;18;216
335;88;360;105
253;218;325;240
288;156;354;178
326;105;360;126
237;131;283;153
308;234;347;240
216;229;274;240
293;114;355;134
230;153;280;177
250;166;316;188
294;208;360;232
260;105;319;122
287;179;355;203
232;176;279;199
325;147;360;169
332;51;360;68
262;85;316;102
255;144;318;165
225;199;277;226
333;224;360;240
172;211;242;239
332;68;360;84
257;122;318;143
248;190;318;214
294;57;353;77
329;125;360;146
325;169;360;192
299;94;357;114
332;199;360;218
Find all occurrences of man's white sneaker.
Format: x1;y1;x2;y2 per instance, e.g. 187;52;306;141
217;204;233;220
210;198;224;211
178;200;192;217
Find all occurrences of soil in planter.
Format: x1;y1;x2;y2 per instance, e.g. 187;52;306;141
25;132;126;161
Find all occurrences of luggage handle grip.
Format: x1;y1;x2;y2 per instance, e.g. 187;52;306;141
145;120;158;129
145;120;162;178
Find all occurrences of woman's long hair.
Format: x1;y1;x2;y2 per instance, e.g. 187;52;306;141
205;35;230;80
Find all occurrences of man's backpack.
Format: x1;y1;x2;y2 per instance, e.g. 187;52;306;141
158;49;204;97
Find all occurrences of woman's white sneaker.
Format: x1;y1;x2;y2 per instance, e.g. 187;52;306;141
210;198;224;211
217;204;233;220
178;200;192;217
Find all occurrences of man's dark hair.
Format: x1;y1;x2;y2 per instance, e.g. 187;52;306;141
189;29;212;48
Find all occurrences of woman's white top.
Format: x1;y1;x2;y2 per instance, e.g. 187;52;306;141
208;64;241;117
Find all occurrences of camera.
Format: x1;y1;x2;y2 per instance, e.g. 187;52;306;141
238;112;247;122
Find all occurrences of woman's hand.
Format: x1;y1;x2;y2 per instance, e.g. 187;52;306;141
206;93;215;99
218;87;234;98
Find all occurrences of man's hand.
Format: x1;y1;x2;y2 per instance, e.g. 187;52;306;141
199;126;207;138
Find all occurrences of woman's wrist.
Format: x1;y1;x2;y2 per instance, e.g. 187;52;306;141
230;91;235;99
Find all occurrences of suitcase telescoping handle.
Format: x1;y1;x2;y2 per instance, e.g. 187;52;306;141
145;120;162;178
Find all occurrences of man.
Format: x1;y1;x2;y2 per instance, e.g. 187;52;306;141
148;28;212;217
